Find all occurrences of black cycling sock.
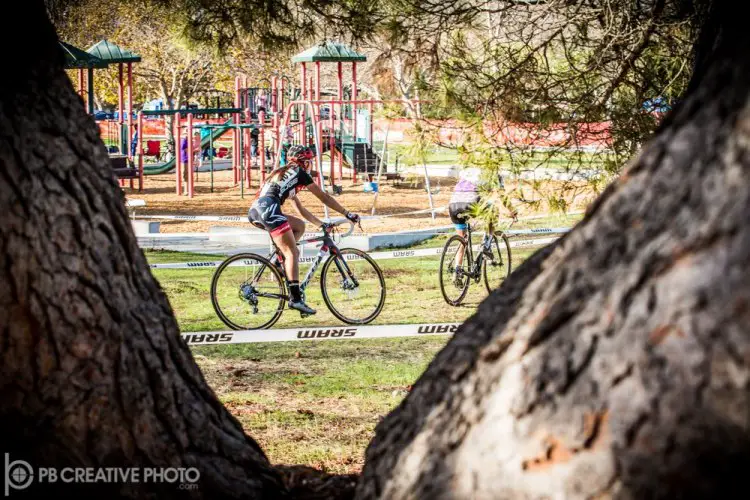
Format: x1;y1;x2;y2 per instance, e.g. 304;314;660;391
289;281;301;302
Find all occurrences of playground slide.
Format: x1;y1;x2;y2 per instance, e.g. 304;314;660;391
142;119;234;175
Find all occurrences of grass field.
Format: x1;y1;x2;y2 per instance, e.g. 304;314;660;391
148;212;582;473
381;143;610;171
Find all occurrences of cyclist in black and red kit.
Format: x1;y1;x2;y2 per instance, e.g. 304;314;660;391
248;145;360;315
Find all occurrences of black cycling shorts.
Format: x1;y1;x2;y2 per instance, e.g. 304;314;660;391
449;202;472;229
248;196;291;236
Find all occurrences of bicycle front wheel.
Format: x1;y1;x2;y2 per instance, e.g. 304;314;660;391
210;253;286;330
483;233;512;293
439;235;471;306
320;249;386;324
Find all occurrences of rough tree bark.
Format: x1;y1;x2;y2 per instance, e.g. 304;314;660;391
355;2;750;499
0;4;290;498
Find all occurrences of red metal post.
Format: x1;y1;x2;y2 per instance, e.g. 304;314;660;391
315;61;321;100
368;101;374;145
175;112;182;195
243;75;248;114
337;64;344;181
245;127;252;189
301;64;307;145
352;63;358;183
271;76;277;113
127;63;133;153
328;96;334;185
316;119;323;187
137;112;144;191
78;69;84;100
187;113;194;198
118;63;124;149
259;110;266;184
233;76;240;184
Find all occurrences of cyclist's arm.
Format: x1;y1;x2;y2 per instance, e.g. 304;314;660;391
305;181;349;216
292;196;323;227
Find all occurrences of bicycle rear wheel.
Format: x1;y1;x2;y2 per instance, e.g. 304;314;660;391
439;235;471;306
210;253;286;330
320;249;386;324
483;233;512;293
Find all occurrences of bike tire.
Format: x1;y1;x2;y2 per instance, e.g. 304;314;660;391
320;248;386;324
210;252;286;330
483;233;512;294
439;235;471;306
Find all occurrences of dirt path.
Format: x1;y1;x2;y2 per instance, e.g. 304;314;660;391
124;170;596;234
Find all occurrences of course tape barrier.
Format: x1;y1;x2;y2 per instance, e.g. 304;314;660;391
148;236;559;270
133;208;582;225
181;322;462;345
133;206;448;225
134;226;570;239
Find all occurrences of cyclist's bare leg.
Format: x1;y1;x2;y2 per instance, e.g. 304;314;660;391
455;228;466;266
287;214;305;241
272;216;316;314
272;230;299;282
272;215;305;280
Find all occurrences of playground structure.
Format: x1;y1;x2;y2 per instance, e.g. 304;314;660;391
131;41;398;198
62;38;142;188
65;38;412;200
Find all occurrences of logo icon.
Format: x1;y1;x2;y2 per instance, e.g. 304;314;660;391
4;454;34;496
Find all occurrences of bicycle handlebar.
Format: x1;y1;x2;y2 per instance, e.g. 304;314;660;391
323;218;356;238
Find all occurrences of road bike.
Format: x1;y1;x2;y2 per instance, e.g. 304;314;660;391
210;219;386;330
439;219;512;306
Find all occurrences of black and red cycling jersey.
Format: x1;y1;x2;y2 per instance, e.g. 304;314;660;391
258;165;314;203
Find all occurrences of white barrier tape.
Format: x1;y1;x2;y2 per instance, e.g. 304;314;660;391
148;236;559;270
360;206;446;220
135;226;569;239
511;210;584;221
181;322;461;345
133;206;447;224
504;227;571;236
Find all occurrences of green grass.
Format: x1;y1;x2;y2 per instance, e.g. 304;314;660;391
193;336;448;472
146;220;570;472
379;143;609;172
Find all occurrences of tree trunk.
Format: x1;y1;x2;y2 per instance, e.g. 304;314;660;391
355;3;750;499
0;4;285;498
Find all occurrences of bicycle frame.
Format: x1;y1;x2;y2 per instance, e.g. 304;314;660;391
462;223;493;278
266;223;356;297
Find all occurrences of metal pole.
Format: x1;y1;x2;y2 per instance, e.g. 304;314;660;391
87;67;94;115
370;121;390;215
118;63;124;153
259;110;266;184
233;76;240;184
175;112;182;195
423;160;436;220
137;112;144;191
315;61;321;100
78;69;84;101
209;127;214;193
239;126;244;199
330;96;335;187
187;113;194;198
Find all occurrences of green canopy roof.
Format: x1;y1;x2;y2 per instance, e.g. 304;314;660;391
60;41;108;69
291;41;366;63
86;39;141;64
